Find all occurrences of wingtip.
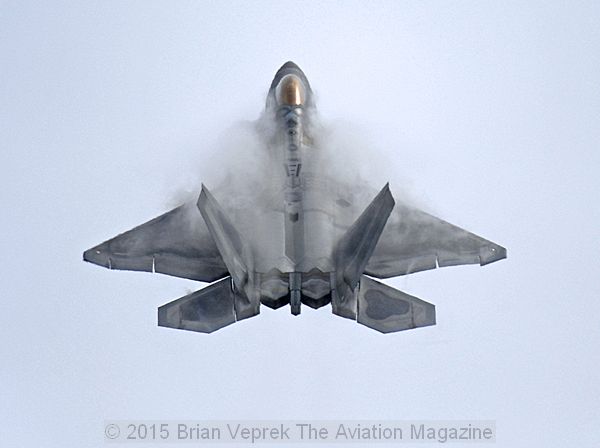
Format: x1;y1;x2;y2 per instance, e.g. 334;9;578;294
480;244;507;265
82;245;110;268
83;247;96;262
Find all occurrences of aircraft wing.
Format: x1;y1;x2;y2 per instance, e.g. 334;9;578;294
365;203;506;278
83;203;228;282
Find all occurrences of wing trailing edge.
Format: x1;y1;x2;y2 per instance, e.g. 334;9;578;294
365;204;507;278
83;203;228;282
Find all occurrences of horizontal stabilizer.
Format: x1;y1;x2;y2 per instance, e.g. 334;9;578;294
158;276;259;333
357;276;435;333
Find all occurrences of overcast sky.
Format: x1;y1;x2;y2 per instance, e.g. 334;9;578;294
1;1;599;447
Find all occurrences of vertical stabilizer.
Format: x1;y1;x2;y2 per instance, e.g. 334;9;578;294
331;184;395;319
197;185;252;291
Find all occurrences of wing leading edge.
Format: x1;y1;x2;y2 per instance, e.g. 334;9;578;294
365;203;507;278
83;203;228;282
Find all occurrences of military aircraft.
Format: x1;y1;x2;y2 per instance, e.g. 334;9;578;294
83;61;506;334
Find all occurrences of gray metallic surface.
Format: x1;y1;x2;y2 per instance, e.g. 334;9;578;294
83;203;227;282
330;184;395;321
158;275;260;333
365;203;507;278
84;61;506;334
158;277;236;333
356;276;436;333
197;185;252;292
333;183;395;292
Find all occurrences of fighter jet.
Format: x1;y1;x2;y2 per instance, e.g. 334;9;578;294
83;61;506;334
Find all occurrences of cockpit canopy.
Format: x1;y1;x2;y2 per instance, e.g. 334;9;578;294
275;74;306;106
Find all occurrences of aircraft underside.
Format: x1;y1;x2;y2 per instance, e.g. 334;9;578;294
83;61;506;334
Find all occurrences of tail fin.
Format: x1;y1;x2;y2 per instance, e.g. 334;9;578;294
331;184;395;319
158;276;259;333
197;185;251;292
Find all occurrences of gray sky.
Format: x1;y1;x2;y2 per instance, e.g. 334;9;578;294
1;1;599;446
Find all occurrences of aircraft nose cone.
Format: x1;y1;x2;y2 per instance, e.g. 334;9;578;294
269;61;312;107
280;61;301;71
276;61;304;77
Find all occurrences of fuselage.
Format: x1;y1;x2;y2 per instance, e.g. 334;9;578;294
256;62;340;314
